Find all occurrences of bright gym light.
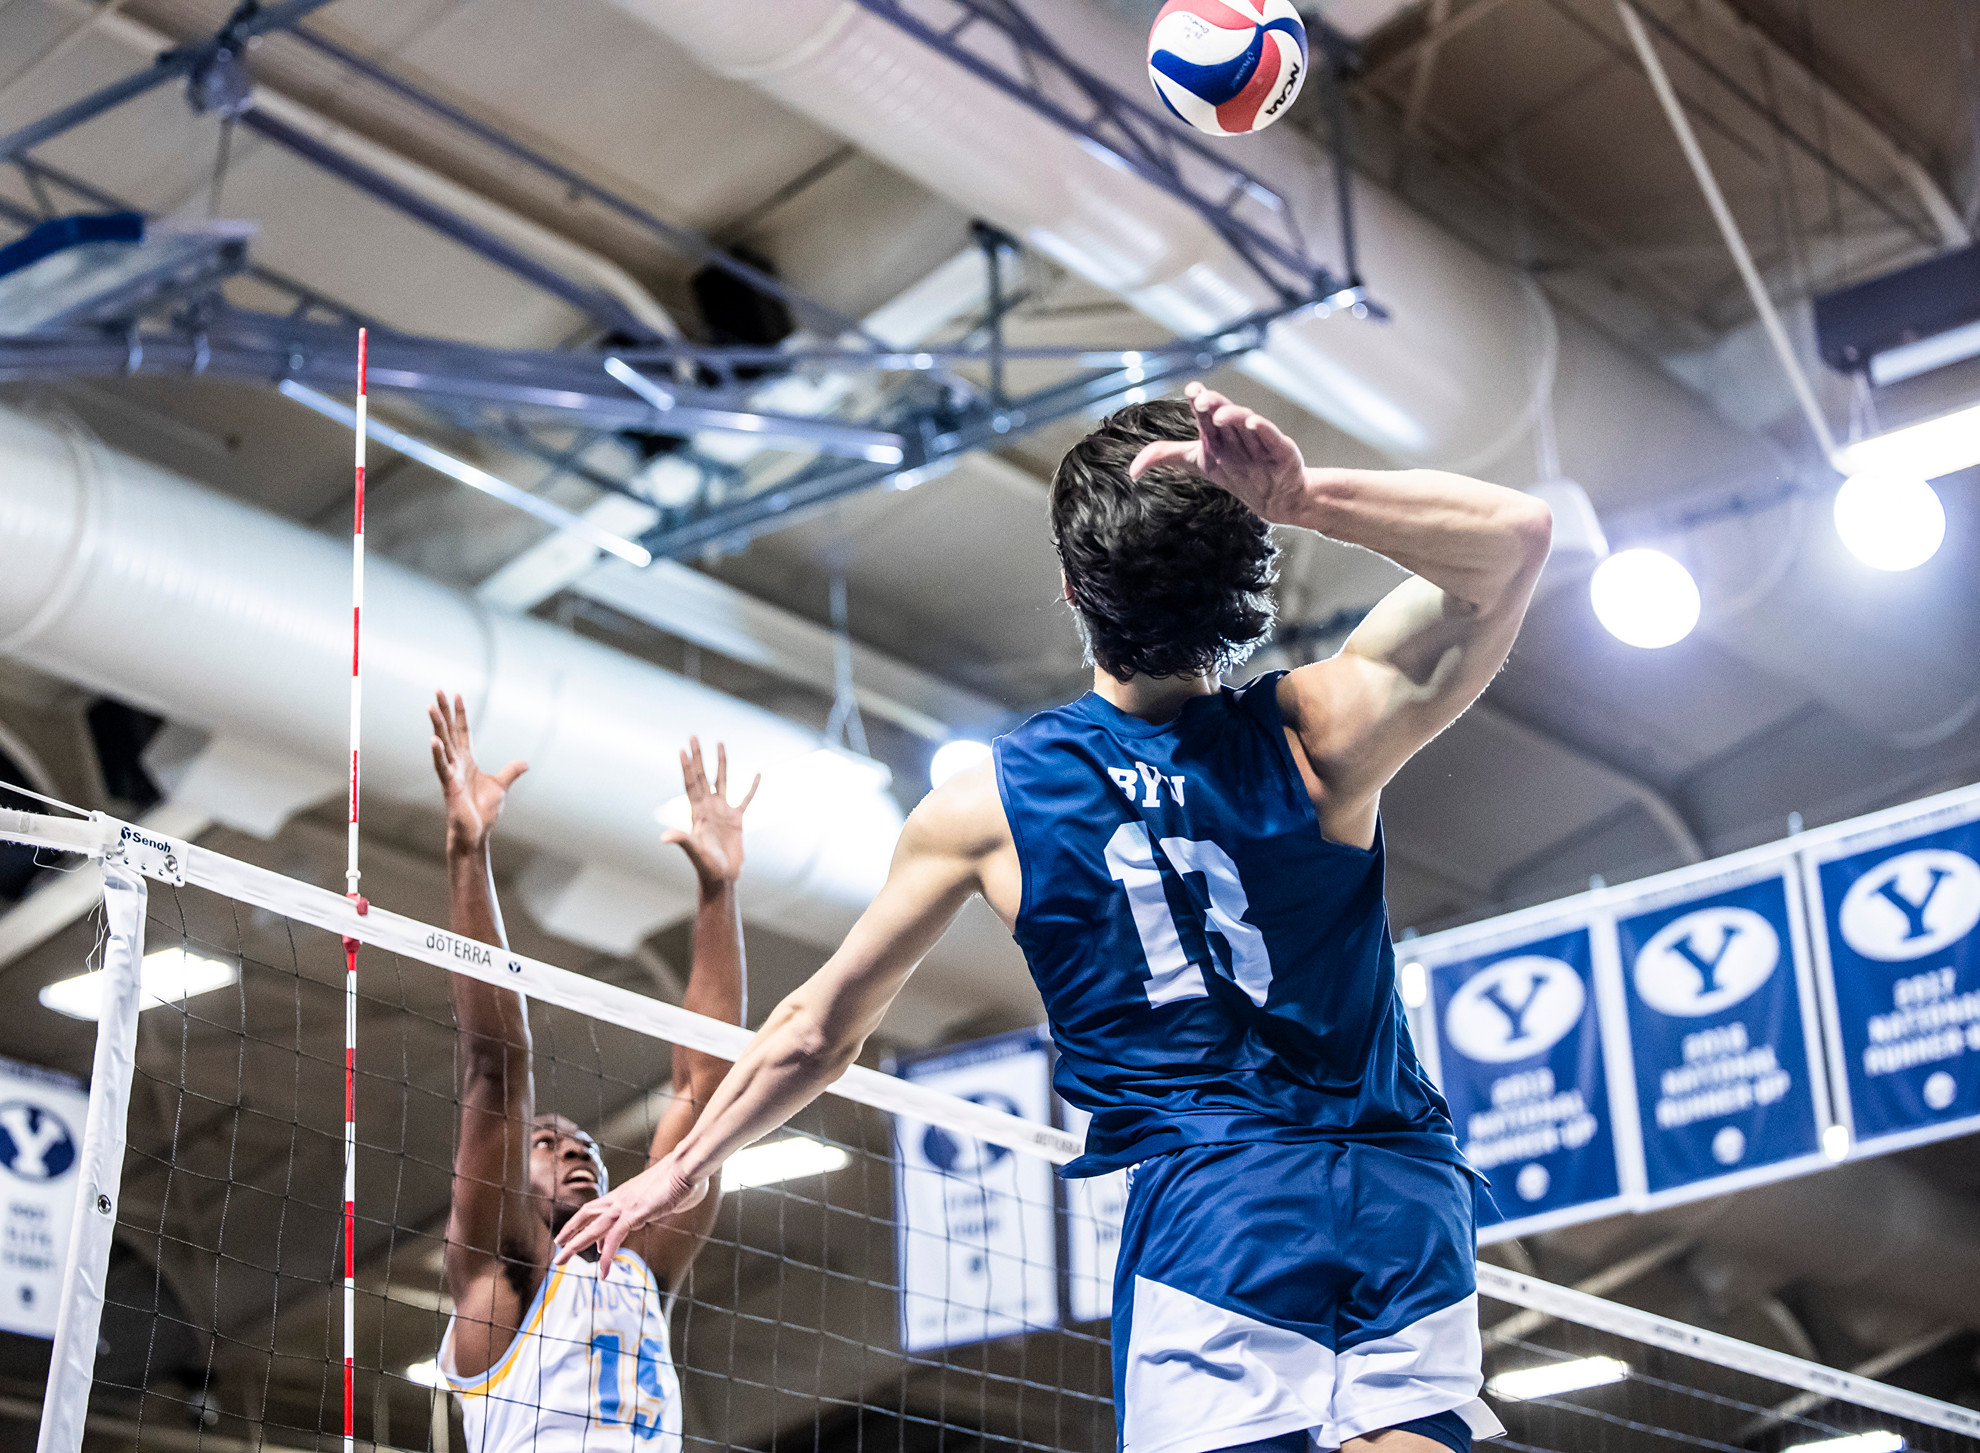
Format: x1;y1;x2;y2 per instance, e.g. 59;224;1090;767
1487;1355;1630;1402
403;1359;445;1389
1589;549;1700;649
1833;473;1946;572
930;739;993;790
1838;400;1980;482
1398;960;1429;1009
1822;1124;1851;1162
39;947;239;1021
721;1134;851;1192
1786;1432;1904;1453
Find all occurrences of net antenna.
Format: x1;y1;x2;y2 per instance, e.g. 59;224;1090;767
342;327;369;1453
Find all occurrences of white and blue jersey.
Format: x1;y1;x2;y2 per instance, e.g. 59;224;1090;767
994;675;1501;1453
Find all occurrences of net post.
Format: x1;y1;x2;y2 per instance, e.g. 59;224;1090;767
342;327;367;1453
36;863;147;1453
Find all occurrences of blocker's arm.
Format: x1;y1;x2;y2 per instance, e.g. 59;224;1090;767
429;694;550;1326
553;775;998;1273
629;739;757;1291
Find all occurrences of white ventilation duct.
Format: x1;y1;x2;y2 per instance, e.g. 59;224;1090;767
0;404;902;956
615;0;1980;743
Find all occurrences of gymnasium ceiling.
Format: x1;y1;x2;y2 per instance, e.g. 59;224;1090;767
0;0;1978;1442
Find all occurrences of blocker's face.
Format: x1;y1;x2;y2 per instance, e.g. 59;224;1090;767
530;1114;608;1229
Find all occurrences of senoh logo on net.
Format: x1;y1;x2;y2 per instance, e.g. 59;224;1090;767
1634;906;1779;1018
1838;849;1980;962
1444;955;1586;1064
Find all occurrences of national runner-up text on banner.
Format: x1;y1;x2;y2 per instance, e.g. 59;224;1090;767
1058;1100;1126;1325
0;1055;88;1338
893;1028;1059;1351
1612;858;1829;1203
1416;917;1637;1238
1804;795;1980;1155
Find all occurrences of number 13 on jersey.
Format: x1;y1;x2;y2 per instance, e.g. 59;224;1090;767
1105;822;1272;1008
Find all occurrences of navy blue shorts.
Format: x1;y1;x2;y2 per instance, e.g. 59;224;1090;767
1111;1139;1504;1453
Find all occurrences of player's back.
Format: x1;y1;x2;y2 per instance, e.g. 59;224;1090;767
993;671;1461;1176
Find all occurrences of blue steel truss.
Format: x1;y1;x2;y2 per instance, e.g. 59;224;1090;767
0;0;1373;561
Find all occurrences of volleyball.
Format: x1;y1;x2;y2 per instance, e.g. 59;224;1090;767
1147;0;1309;138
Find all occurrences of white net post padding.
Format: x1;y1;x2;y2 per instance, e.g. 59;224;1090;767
3;803;1977;1453
38;860;146;1453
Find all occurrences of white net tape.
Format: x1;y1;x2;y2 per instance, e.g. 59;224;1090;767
2;805;1975;1453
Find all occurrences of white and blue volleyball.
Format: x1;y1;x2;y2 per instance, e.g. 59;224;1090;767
1147;0;1308;137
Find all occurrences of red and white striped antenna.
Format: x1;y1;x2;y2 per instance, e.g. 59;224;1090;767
341;327;369;1453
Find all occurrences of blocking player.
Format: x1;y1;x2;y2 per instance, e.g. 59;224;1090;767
427;691;756;1451
557;384;1552;1453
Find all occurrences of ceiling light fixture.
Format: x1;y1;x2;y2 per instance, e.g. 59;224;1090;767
1786;1432;1904;1453
280;381;653;568
40;947;239;1021
1397;961;1429;1010
1589;548;1700;649
403;1359;445;1390
929;739;993;790
1832;473;1947;572
1838;400;1980;482
720;1134;850;1192
1487;1356;1630;1402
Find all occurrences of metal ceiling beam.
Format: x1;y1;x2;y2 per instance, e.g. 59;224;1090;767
0;312;920;462
1699;0;1968;247
0;0;341;164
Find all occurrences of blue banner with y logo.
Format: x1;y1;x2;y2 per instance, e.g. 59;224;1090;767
1612;865;1828;1203
1805;804;1980;1156
1419;920;1633;1238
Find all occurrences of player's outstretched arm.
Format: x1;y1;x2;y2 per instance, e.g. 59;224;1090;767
1132;383;1553;842
631;737;757;1291
553;772;1001;1273
429;691;547;1373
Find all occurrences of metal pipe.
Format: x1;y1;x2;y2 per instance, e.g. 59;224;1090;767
1614;0;1841;466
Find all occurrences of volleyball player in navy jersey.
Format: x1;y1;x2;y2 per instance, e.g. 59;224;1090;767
559;382;1553;1453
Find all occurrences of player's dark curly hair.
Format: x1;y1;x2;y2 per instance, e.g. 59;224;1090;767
1050;398;1279;682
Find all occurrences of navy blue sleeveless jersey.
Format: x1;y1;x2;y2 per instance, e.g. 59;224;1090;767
993;672;1463;1178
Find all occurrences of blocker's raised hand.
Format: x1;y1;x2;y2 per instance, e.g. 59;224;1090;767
1129;381;1307;525
663;737;759;891
428;690;527;852
554;1152;708;1275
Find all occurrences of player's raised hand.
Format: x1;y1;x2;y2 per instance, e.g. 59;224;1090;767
428;690;528;853
553;1152;708;1276
662;737;759;892
1129;382;1307;525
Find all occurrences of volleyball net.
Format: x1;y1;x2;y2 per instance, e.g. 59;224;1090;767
5;803;1976;1453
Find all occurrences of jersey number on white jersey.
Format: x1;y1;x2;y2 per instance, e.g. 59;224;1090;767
1105;822;1273;1007
589;1332;671;1441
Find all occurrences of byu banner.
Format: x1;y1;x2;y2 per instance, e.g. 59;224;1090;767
1804;796;1980;1155
894;1029;1058;1351
1058;1101;1127;1325
1413;912;1637;1239
1611;858;1828;1204
0;1055;88;1338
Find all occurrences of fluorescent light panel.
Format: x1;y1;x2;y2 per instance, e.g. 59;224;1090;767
279;381;652;567
1786;1433;1904;1453
1839;400;1980;482
1487;1355;1630;1402
721;1134;850;1192
1869;317;1980;387
40;947;238;1021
